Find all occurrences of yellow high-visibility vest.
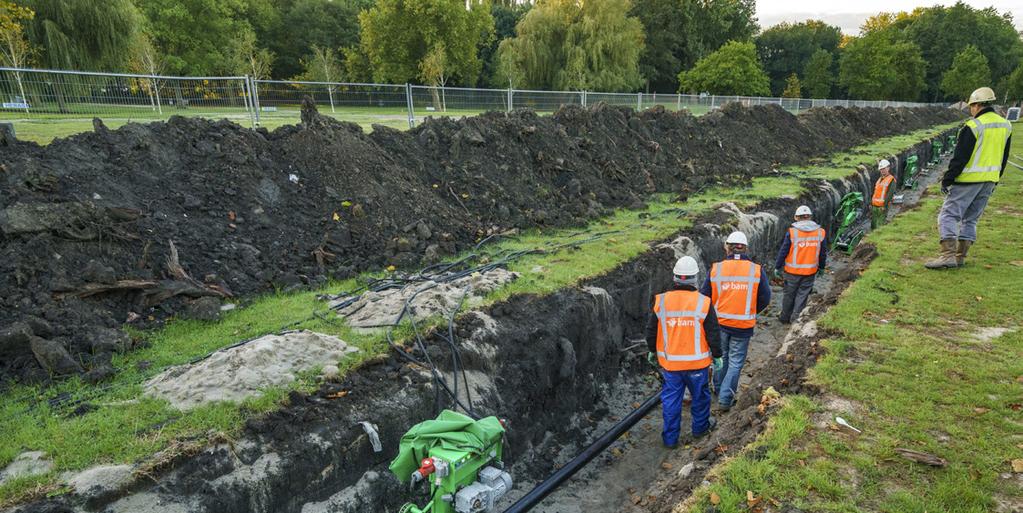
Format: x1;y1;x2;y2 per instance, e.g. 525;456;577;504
959;111;1012;183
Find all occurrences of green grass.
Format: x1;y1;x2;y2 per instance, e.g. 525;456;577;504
690;127;1023;512
0;122;958;506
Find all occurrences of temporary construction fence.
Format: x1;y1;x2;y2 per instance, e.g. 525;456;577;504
1;67;942;137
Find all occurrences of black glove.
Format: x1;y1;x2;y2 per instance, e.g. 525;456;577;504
940;184;950;195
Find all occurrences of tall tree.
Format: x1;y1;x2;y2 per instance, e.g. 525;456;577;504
22;0;142;71
479;2;530;87
839;31;926;101
136;0;258;76
782;73;801;98
677;40;770;96
631;0;757;93
297;44;341;111
999;62;1023;104
497;0;645;92
870;3;1022;101
940;44;991;101
801;48;833;98
755;20;841;96
128;33;167;113
261;0;371;80
233;30;274;80
0;1;34;109
359;0;494;86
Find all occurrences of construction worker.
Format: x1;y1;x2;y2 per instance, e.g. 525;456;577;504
646;256;723;448
774;206;828;324
699;231;771;411
926;86;1012;269
871;159;897;229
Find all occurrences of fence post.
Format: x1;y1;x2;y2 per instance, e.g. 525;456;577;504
152;74;163;116
406;83;415;128
636;92;642;111
581;90;587;107
676;93;681;111
252;79;261;125
243;76;256;128
710;95;716;110
507;87;512;112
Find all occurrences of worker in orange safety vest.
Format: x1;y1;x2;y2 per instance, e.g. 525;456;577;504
871;159;897;229
645;256;723;448
699;231;771;410
773;205;828;324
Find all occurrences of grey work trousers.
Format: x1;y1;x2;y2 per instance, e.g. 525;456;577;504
938;182;996;241
780;271;816;323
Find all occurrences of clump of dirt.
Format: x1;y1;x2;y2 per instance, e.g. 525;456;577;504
0;102;961;384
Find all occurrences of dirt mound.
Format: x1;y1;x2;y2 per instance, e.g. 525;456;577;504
0;103;961;384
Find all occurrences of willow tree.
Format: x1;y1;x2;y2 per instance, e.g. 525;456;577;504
497;0;645;92
22;0;142;70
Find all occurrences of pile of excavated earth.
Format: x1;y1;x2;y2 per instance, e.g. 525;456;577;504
0;101;960;384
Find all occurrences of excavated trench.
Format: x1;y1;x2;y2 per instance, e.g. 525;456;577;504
11;133;952;513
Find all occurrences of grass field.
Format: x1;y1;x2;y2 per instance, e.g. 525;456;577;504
687;128;1023;512
0;123;957;506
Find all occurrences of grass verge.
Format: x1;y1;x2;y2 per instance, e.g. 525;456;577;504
687;126;1023;513
0;123;958;506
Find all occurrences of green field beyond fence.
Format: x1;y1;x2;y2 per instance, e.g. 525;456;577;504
1;67;941;145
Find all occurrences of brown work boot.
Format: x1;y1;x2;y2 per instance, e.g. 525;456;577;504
924;239;959;269
956;240;973;267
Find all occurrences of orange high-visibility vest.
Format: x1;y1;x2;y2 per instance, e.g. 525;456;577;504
653;290;712;371
872;175;896;207
710;259;762;329
784;226;826;276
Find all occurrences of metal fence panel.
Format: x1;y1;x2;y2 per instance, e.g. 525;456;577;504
255;80;409;130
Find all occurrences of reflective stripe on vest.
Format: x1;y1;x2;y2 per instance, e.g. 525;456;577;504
960;111;1011;183
710;259;761;329
654;291;711;371
872;175;895;207
784;227;825;276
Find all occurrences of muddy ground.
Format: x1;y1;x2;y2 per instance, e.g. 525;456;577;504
5;133;953;513
0;102;961;384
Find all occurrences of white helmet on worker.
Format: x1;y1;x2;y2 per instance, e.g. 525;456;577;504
726;231;748;246
968;87;996;105
672;256;699;277
878;159;891;170
795;205;813;217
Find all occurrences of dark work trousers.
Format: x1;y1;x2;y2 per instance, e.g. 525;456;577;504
779;271;816;323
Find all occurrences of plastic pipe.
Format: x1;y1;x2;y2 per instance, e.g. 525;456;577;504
501;392;661;513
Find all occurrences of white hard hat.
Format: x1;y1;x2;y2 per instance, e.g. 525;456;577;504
672;256;699;277
725;231;748;245
968;87;996;105
795;205;813;217
878;159;891;170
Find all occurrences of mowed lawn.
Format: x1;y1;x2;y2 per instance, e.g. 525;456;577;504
690;131;1023;511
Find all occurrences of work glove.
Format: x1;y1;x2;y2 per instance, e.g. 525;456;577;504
647;352;657;366
940;185;950;195
772;269;782;280
712;357;724;374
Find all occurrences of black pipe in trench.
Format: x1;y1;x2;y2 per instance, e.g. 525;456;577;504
502;392;662;513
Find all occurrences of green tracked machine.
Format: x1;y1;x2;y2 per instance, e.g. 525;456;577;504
929;138;943;166
901;154;921;190
391;410;511;513
831;191;866;254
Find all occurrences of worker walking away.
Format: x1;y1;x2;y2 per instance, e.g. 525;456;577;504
871;159;897;229
646;256;723;448
926;87;1012;269
774;205;828;324
700;231;771;411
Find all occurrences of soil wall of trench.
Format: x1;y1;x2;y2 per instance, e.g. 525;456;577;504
10;131;954;513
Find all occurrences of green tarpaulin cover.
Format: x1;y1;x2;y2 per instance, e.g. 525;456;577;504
389;410;505;483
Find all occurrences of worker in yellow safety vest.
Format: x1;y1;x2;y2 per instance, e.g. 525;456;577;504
699;231;771;411
645;256;723;448
926;87;1012;269
871;159;897;229
773;205;827;324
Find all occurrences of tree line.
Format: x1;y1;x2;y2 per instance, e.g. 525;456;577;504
1;0;1022;103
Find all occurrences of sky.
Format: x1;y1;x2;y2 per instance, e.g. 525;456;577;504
756;0;1023;34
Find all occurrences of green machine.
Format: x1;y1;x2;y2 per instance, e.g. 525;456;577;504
902;154;921;189
929;139;943;165
391;410;511;513
831;191;866;254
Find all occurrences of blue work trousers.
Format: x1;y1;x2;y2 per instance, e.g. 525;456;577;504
660;366;712;446
712;332;751;407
